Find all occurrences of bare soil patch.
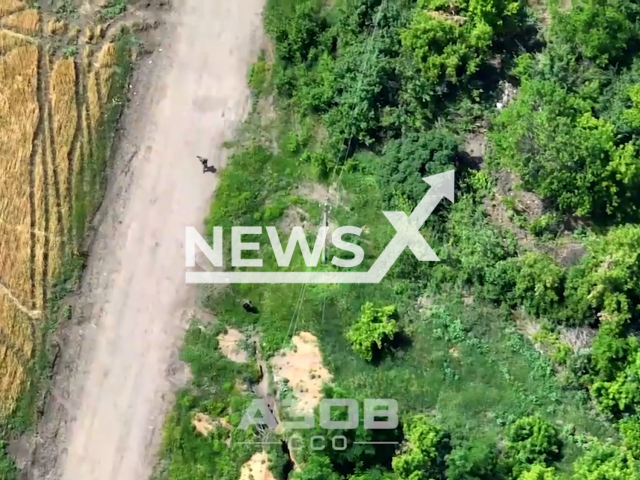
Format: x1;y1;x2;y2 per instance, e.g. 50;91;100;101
218;328;249;363
239;451;277;480
270;331;332;415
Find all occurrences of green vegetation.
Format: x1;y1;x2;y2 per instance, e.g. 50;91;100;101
346;303;398;361
157;0;640;479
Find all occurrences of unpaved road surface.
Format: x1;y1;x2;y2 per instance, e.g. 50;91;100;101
28;0;264;479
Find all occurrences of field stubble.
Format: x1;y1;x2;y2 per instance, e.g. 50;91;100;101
0;0;124;417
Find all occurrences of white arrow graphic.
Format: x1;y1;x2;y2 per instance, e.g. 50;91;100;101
186;170;455;284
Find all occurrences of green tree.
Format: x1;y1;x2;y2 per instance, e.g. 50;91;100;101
392;415;451;480
291;455;341;480
378;129;459;212
591;350;640;417
573;442;640;480
564;226;640;325
506;416;563;468
446;439;499;480
489;79;640;222
619;416;640;459
519;464;561;480
346;303;399;361
549;0;640;68
401;0;521;89
512;253;565;319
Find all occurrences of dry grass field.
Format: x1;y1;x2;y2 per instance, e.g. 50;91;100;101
0;0;127;416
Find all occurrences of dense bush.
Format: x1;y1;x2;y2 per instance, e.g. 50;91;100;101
392;415;451;480
378;129;459;211
572;442;640;480
505;416;563;469
445;440;499;480
346;303;399;361
619;416;640;459
517;464;560;480
401;0;522;89
489;78;640;222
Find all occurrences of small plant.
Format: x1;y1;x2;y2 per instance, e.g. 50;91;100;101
99;0;127;20
62;45;78;58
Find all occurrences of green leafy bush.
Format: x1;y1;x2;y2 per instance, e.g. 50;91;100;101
573;442;640;480
378;129;459;211
619;416;640;459
346;303;398;361
518;464;560;480
505;416;563;468
446;439;499;480
392;415;451;480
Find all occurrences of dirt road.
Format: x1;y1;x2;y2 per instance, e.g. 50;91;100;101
28;1;264;479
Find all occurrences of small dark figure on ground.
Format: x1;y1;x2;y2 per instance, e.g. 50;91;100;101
197;155;217;174
242;299;258;314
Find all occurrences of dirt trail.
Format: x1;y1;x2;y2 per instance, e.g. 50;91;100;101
28;0;265;479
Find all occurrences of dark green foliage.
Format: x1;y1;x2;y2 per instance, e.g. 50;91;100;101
445;439;500;480
549;0;640;68
265;0;326;65
0;441;17;480
489;78;640;222
505;416;563;469
378;129;459;211
401;0;522;89
392;415;451;480
291;456;342;480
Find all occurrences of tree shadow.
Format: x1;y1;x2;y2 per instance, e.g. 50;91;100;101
370;331;413;366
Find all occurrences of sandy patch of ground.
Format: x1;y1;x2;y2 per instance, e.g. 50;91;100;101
218;328;249;363
240;451;277;480
278;206;311;233
270;331;332;415
192;413;232;437
293;182;339;206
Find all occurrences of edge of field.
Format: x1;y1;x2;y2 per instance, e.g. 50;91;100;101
0;28;137;479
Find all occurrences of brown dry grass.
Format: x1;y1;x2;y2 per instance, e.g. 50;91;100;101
0;8;39;35
87;68;101;132
0;0;25;17
0;29;33;55
0;45;38;306
84;25;94;43
97;42;115;103
46;18;66;36
0;295;32;416
51;56;77;220
34;139;46;310
0;42;39;415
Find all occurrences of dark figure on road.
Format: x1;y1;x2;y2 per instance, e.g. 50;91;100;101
197;155;217;174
